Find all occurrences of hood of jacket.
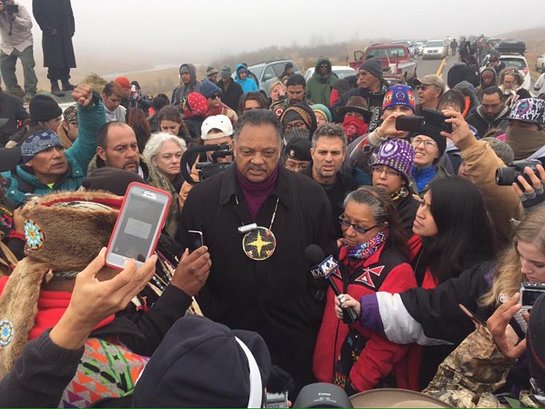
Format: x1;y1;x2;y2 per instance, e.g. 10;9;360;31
313;57;332;76
235;64;249;81
179;63;198;86
479;68;497;88
476;103;510;123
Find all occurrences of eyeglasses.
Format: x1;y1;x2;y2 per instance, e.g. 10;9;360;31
338;215;378;234
209;95;221;100
416;85;429;91
412;137;438;149
372;165;401;177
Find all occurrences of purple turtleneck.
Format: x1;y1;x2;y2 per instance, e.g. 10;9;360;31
236;166;279;221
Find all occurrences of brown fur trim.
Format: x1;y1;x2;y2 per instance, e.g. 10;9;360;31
21;191;121;271
0;258;49;378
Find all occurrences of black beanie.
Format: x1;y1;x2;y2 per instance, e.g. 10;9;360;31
359;57;383;80
81;167;146;196
133;316;272;408
29;95;62;122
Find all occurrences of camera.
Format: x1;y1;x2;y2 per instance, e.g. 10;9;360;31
1;0;18;13
495;159;542;189
180;143;233;185
520;281;545;310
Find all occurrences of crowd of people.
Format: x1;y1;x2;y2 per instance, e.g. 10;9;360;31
0;5;545;405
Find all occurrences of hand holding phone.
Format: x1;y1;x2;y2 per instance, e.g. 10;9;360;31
106;183;172;269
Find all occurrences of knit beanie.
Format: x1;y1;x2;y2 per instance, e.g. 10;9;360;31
359;57;383;80
311;104;332;123
280;104;317;136
372;139;415;181
200;79;222;99
382;85;416;112
21;129;64;163
206;66;218;77
284;138;312;162
220;65;232;80
28;95;62;122
0;191;122;378
133;316;272;408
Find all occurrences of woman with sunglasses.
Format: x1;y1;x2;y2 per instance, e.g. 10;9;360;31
313;186;418;395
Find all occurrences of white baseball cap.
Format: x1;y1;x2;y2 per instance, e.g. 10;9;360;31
201;115;234;140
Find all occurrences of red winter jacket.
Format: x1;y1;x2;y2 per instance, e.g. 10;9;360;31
313;242;417;392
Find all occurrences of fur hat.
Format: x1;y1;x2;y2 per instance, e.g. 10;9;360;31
372;139;415;182
0;191;122;377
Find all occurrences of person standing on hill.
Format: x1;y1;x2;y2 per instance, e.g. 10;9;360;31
32;0;76;96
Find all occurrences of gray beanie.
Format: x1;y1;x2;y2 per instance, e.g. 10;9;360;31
359;58;383;80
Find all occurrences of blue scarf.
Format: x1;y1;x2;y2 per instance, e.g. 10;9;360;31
412;165;437;193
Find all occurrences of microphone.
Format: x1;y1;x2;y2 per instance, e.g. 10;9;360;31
304;244;357;324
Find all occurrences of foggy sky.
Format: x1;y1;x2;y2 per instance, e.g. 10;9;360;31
17;0;545;64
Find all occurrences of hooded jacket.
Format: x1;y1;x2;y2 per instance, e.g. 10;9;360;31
234;64;258;94
305;57;338;107
171;63;201;106
466;103;510;138
475;68;497;101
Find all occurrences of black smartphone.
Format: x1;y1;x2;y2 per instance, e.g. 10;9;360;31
395;115;424;132
187;230;204;253
422;108;453;134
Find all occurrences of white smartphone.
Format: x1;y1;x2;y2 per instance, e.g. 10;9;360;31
106;182;172;269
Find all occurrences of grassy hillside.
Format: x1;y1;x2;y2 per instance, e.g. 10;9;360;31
24;28;545;97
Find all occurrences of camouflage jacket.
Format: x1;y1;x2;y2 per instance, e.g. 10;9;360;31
423;324;540;408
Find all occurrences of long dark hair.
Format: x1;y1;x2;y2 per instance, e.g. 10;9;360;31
424;176;497;282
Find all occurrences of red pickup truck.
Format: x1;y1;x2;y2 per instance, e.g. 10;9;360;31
349;43;418;85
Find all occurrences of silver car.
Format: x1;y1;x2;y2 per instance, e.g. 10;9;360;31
247;60;301;97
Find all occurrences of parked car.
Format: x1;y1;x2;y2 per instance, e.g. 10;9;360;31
302;65;357;82
245;59;301;97
349;43;417;85
422;39;447;60
536;53;545;73
481;53;531;90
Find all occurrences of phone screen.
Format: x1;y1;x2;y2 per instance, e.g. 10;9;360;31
109;189;169;265
522;289;545;307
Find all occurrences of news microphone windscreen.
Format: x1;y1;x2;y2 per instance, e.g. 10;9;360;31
304;244;325;267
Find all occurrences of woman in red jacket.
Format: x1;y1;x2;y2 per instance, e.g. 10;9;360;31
313;186;416;395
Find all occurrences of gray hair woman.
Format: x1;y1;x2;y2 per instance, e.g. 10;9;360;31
142;132;186;191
